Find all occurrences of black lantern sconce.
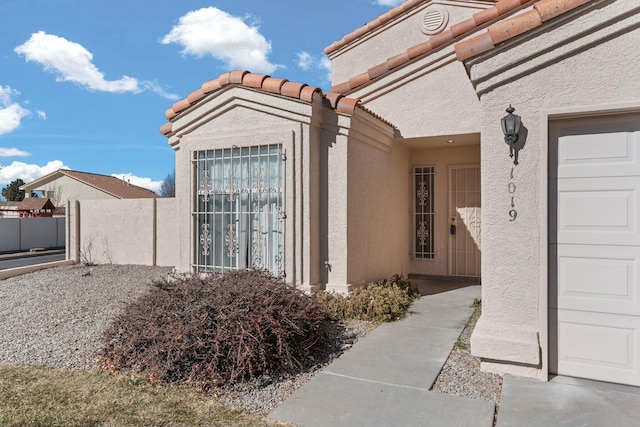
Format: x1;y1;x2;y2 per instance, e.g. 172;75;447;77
501;105;522;166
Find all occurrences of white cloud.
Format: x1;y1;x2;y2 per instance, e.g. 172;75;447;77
112;173;162;194
374;0;405;6
161;7;282;74
0;148;29;157
15;31;178;100
295;51;332;84
0;86;31;136
296;51;313;71
36;110;47;120
0;160;67;186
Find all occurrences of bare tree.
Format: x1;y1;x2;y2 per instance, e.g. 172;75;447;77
44;183;64;206
159;170;175;198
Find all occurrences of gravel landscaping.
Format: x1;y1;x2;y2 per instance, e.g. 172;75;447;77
432;304;503;406
0;264;500;414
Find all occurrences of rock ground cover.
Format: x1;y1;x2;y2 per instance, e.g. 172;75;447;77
0;264;500;414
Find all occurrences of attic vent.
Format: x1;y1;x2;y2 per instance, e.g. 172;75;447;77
420;6;448;35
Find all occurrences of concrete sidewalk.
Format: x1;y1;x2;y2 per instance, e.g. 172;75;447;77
269;285;495;427
497;375;640;427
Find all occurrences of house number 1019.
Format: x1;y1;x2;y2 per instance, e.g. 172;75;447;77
508;168;517;221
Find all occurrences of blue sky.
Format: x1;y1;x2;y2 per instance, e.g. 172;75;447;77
0;0;405;195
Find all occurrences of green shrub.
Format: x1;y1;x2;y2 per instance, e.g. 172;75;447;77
315;274;420;324
99;269;330;389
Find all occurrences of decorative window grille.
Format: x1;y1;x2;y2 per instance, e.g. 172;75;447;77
413;166;435;259
193;144;285;275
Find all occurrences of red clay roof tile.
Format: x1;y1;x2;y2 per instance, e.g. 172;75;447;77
534;0;590;22
473;6;500;26
348;72;371;89
336;97;361;114
454;32;496;61
280;81;307;98
300;86;322;103
202;79;222;94
488;8;542;44
187;88;205;104
387;51;411;70
218;72;231;86
262;77;288;94
495;0;527;15
229;70;249;84
451;18;478;38
429;29;454;49
407;41;432;59
160;122;172;135
324;92;344;109
243;73;269;88
368;62;390;80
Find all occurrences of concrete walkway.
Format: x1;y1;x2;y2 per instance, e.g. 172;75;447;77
269;281;640;426
497;375;640;427
269;284;496;427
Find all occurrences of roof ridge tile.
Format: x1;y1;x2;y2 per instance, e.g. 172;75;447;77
160;71;367;136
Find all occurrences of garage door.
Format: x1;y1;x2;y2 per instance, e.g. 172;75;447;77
549;113;640;386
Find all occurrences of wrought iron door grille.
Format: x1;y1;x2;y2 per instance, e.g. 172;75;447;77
413;166;435;259
193;144;284;275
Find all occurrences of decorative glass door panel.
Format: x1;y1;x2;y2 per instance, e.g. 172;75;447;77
193;145;284;275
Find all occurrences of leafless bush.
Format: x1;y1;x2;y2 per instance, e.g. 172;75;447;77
99;269;330;390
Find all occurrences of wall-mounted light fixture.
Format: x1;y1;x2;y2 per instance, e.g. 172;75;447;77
501;105;521;165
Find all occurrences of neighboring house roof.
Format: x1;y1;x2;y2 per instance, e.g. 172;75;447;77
18;198;55;211
160;70;384;136
330;0;592;94
21;169;158;199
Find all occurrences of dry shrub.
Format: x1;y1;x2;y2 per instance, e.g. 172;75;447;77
99;269;330;389
315;274;420;324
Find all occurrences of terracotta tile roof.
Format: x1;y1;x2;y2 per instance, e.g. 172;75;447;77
59;170;158;199
455;0;592;60
324;0;501;55
331;0;591;94
160;71;365;136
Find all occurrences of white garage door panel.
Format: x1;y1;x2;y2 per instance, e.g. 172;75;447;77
557;131;640;178
550;113;640;386
556;244;639;316
557;178;639;246
556;310;640;386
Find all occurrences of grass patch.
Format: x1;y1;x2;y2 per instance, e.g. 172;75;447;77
0;363;288;427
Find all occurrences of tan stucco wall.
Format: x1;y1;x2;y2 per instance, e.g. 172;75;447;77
67;198;178;267
469;0;640;379
349;52;483;140
343;135;410;287
156;198;179;267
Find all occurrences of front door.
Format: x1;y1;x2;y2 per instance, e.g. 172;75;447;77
448;165;481;277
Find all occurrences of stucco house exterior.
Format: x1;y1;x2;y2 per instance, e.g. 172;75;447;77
21;169;158;207
67;0;639;388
